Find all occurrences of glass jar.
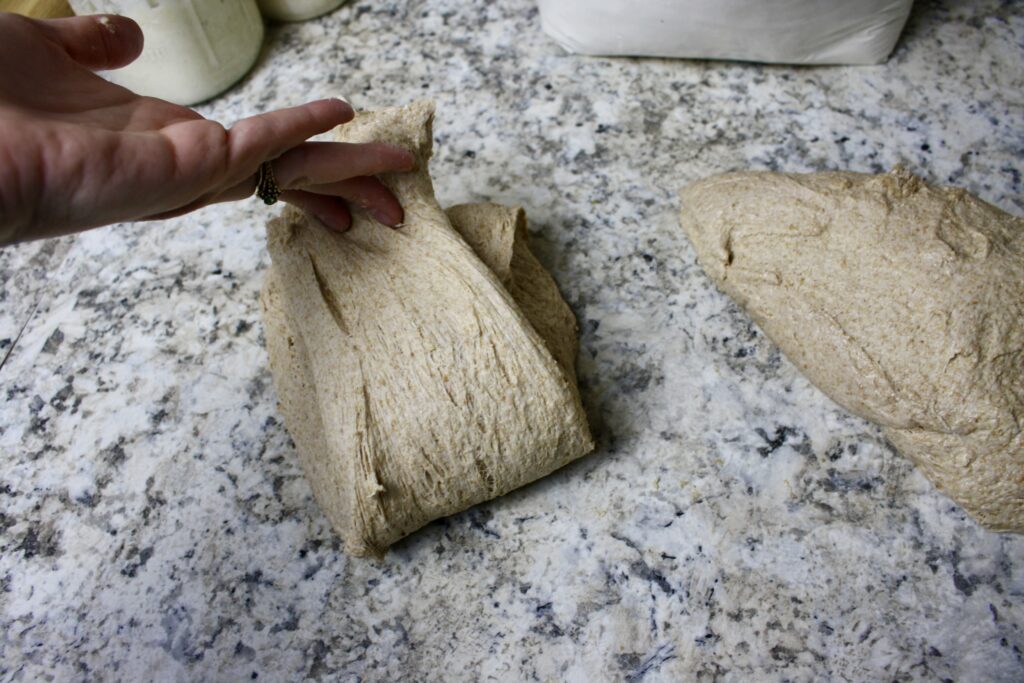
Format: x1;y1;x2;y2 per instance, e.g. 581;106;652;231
68;0;265;106
257;0;346;22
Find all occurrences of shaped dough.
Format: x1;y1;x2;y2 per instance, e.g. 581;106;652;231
260;101;593;556
680;167;1024;531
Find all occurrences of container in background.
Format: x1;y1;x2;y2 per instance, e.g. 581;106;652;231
68;0;265;106
537;0;914;65
257;0;345;22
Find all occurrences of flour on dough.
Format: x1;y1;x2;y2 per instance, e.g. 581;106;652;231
260;101;593;556
680;167;1024;532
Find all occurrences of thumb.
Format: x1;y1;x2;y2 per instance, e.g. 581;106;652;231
35;14;144;70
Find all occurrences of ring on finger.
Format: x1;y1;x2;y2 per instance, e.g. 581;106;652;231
254;161;281;205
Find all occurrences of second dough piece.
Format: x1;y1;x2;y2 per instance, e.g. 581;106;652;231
680;167;1023;532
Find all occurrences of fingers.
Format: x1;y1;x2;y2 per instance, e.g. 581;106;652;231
35;14;144;70
308;176;405;227
216;138;409;226
227;99;355;177
280;191;352;233
272;142;415;188
176;98;408;229
203;169;404;229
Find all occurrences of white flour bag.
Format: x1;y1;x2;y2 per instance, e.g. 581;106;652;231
538;0;914;65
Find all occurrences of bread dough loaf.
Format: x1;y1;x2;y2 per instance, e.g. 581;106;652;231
260;101;593;556
679;167;1024;531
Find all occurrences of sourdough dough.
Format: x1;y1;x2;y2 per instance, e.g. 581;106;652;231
260;101;593;556
679;167;1024;531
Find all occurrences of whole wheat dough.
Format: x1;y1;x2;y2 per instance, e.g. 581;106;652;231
679;167;1024;531
259;101;593;556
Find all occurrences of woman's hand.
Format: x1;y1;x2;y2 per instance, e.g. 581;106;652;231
0;12;414;246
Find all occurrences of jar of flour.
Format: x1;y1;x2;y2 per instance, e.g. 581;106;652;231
68;0;265;106
257;0;346;22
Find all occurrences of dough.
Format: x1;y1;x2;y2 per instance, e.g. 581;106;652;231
260;101;593;556
444;202;581;378
679;167;1024;531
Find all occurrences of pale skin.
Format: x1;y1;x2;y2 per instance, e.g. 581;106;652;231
0;12;415;246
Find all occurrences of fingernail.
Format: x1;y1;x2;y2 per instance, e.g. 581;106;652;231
379;146;415;171
315;213;350;233
371;209;399;227
390;146;415;170
329;97;355;120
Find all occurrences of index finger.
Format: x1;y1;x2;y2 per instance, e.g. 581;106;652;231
272;141;415;189
226;98;354;182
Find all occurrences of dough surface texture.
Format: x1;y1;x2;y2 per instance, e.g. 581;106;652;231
260;101;593;556
680;167;1024;531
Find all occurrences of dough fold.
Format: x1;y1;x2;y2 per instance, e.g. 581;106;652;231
260;101;593;556
680;167;1024;531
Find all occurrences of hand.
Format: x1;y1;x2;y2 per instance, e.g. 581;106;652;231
0;12;415;246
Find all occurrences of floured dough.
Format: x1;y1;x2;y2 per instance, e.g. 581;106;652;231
680;167;1024;531
260;101;593;556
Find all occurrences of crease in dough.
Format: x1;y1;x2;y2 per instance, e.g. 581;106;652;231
680;166;1024;532
260;101;593;556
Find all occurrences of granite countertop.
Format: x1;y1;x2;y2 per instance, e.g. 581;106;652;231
2;1;1023;680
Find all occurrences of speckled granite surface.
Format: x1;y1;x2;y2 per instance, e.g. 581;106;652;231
2;1;1023;680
